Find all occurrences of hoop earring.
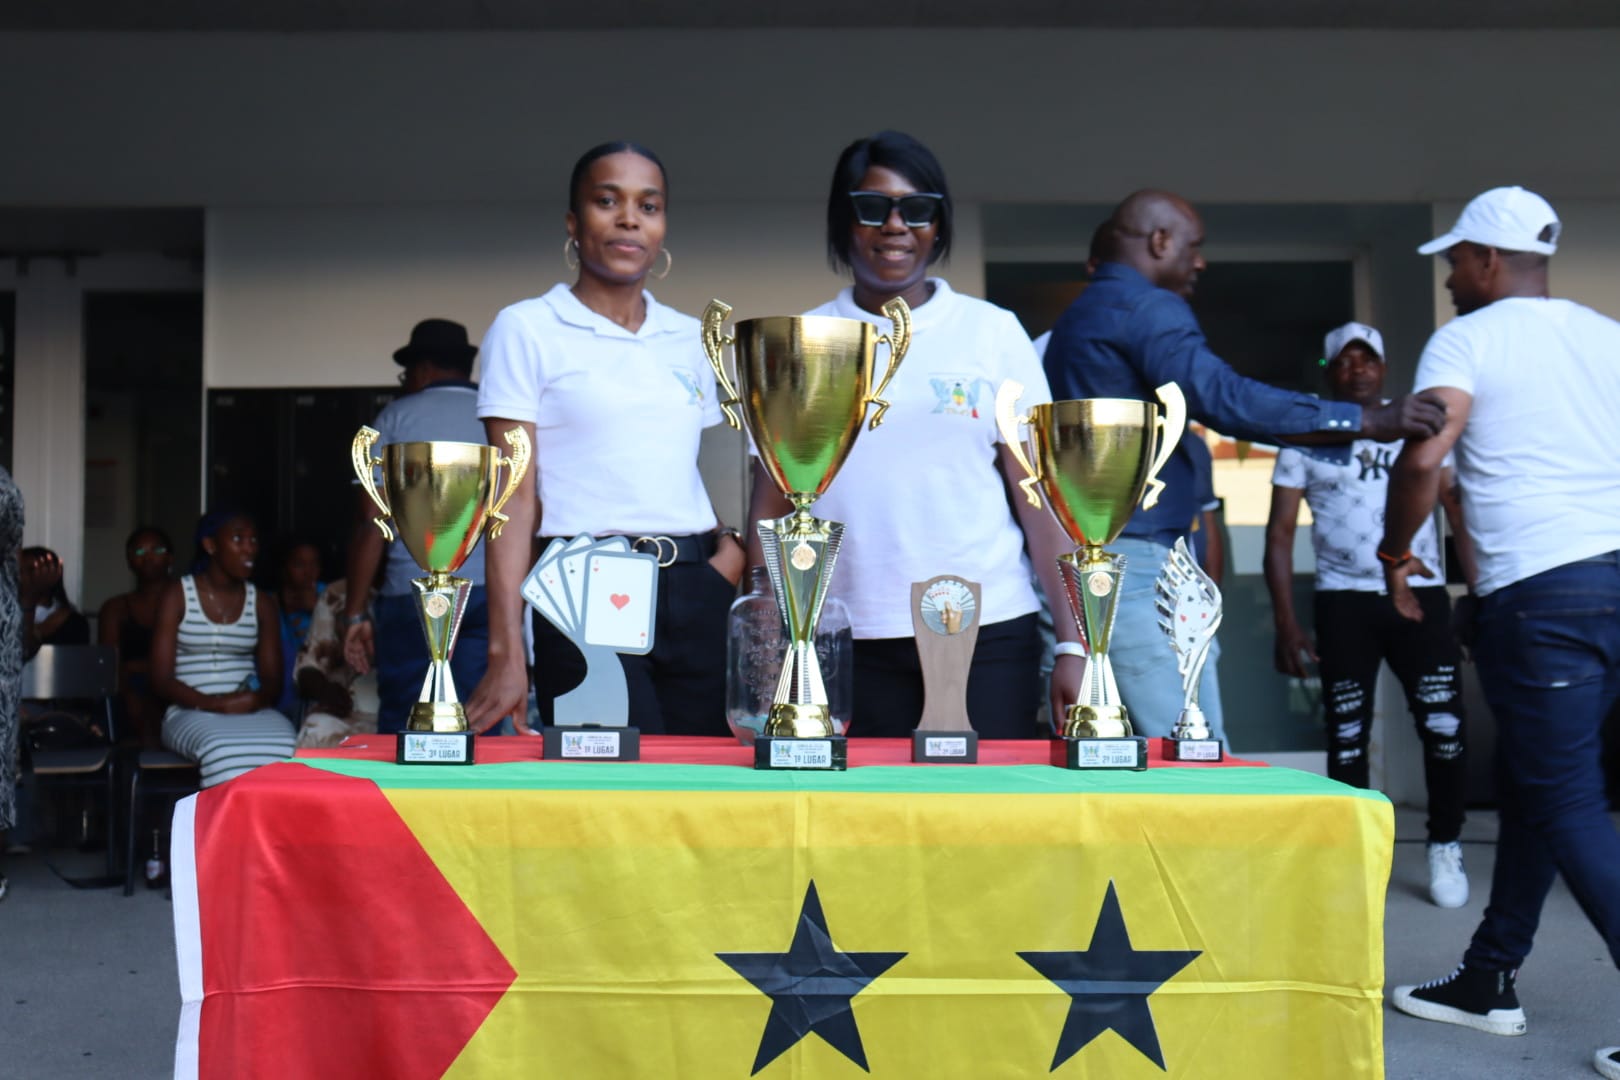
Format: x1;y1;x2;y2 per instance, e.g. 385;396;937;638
653;247;673;280
563;237;580;272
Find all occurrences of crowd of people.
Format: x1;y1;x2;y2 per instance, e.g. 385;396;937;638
0;130;1617;1077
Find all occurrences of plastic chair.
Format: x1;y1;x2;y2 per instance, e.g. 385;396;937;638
20;645;120;883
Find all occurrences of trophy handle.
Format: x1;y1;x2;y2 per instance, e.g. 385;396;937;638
485;426;532;542
1142;381;1187;511
866;296;912;430
700;299;743;431
350;426;395;542
994;380;1043;509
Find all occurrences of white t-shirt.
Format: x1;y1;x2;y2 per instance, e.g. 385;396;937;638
477;284;722;538
795;279;1053;638
1415;297;1620;596
1272;434;1447;593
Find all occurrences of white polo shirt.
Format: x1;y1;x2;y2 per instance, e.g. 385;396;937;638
1415;297;1620;596
477;284;722;538
797;279;1053;639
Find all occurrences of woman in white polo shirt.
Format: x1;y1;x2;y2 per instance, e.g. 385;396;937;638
466;141;746;736
745;131;1080;738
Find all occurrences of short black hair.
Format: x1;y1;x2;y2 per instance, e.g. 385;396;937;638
825;131;953;272
568;141;669;216
125;524;173;554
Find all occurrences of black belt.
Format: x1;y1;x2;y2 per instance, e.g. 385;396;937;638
538;532;717;567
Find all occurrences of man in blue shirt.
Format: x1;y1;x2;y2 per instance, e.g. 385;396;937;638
341;319;495;734
1043;190;1446;741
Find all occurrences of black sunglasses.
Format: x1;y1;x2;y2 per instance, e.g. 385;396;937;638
849;191;945;228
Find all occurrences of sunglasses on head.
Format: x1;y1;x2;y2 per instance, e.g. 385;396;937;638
849;191;945;228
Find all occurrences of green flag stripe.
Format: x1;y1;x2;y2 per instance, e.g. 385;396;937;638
294;758;1385;801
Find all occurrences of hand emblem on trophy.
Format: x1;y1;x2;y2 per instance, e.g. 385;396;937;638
702;297;909;770
911;575;982;763
351;427;530;764
1155;536;1225;761
996;379;1185;770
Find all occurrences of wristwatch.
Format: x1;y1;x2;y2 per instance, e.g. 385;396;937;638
346;614;370;627
716;526;745;546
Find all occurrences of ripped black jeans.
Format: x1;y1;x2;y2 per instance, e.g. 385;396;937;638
1315;586;1466;843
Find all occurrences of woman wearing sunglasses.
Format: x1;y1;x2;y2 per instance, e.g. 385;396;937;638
745;130;1081;738
465;141;746;738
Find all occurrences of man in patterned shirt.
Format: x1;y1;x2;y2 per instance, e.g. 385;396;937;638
1263;321;1475;908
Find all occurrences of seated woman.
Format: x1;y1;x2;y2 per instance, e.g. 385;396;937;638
150;511;296;787
97;526;174;747
745;131;1080;738
23;547;90;646
293;578;379;748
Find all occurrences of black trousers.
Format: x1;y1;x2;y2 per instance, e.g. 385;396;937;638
1315;586;1467;843
531;560;735;736
850;613;1042;739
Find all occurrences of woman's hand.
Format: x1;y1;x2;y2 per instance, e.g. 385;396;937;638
708;531;747;588
213;690;259;715
465;657;532;734
343;619;375;675
1049;652;1085;729
19;549;61;608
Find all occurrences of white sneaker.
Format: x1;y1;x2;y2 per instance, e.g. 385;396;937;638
1595;1046;1620;1079
1428;841;1469;908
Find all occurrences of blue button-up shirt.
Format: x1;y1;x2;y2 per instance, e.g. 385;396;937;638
1043;262;1360;544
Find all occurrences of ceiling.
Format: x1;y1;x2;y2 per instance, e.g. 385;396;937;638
7;0;1620;31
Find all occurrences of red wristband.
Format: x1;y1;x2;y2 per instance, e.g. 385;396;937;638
1376;547;1412;567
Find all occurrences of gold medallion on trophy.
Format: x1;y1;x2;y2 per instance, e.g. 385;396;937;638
995;380;1185;769
701;297;910;770
351;428;530;764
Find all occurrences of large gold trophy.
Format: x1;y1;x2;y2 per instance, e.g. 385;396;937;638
995;381;1185;769
701;298;909;770
351;428;530;764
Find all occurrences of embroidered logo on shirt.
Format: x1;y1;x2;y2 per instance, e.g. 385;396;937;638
671;369;704;405
1355;446;1393;482
929;377;992;418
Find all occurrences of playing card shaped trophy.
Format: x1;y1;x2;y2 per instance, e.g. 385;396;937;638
701;297;909;770
995;381;1185;770
1155;536;1225;761
352;428;530;764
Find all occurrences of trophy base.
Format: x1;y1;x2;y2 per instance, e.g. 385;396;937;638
1051;736;1148;771
543;725;641;761
754;736;848;771
1062;703;1133;740
911;730;979;764
1165;736;1224;762
408;701;469;733
396;730;476;766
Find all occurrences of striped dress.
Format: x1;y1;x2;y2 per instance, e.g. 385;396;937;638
160;575;295;788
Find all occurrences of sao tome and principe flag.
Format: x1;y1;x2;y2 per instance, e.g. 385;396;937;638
173;741;1392;1079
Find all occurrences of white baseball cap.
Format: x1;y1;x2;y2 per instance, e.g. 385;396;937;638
1418;185;1561;256
1324;321;1384;363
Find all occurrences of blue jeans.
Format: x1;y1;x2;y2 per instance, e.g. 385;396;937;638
1464;551;1620;973
1106;537;1225;742
375;586;491;736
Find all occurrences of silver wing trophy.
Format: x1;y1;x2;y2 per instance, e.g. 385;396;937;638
1155;537;1224;751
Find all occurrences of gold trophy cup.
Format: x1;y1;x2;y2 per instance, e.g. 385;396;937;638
995;381;1185;768
701;298;910;770
351;428;531;764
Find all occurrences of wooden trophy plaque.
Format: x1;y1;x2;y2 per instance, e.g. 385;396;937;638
911;575;982;763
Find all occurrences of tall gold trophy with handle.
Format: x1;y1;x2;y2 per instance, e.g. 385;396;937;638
351;428;530;765
702;298;909;771
996;381;1185;770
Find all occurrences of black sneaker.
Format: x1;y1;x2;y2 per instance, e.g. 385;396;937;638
1391;964;1527;1036
1594;1046;1620;1080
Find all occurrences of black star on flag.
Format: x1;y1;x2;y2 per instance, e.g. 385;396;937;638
718;880;905;1075
1019;880;1201;1072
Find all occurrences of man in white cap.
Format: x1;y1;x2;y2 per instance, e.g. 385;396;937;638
1383;187;1620;1079
1264;320;1473;908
